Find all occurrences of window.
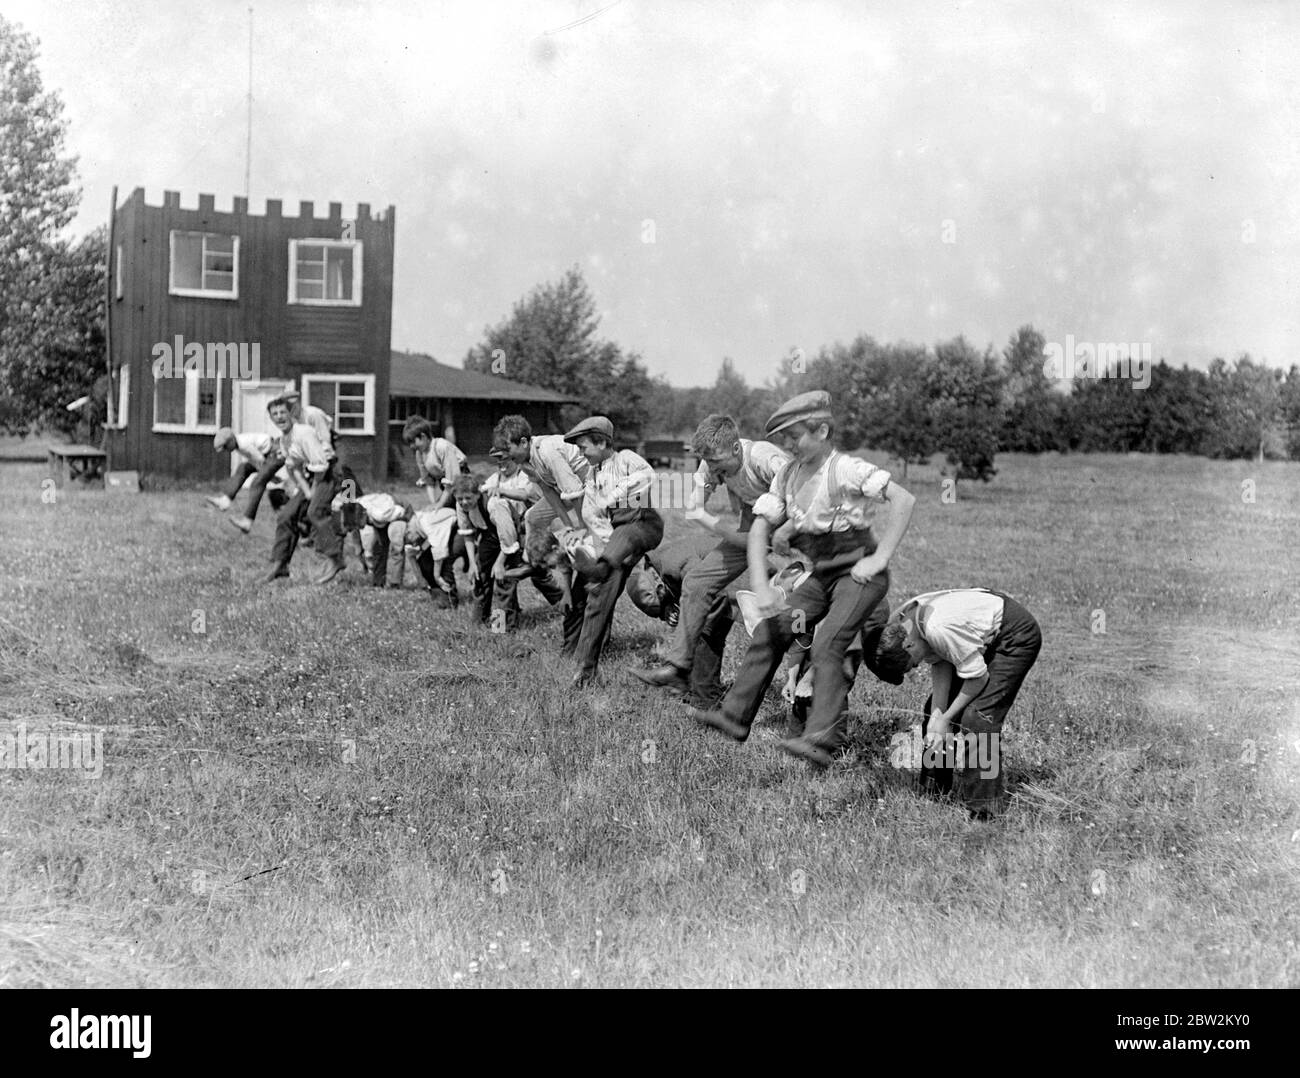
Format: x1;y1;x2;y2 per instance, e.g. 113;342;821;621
153;368;221;433
301;374;375;435
289;240;362;306
114;244;123;300
169;231;239;298
105;365;130;429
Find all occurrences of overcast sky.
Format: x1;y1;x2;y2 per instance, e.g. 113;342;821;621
7;0;1298;386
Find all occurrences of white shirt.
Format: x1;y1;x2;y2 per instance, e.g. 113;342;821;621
421;438;468;486
233;432;276;468
282;422;334;475
581;448;654;542
525;435;591;502
901;589;1006;680
754;449;891;534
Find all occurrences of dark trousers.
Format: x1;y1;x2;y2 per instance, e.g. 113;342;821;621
415;533;467;608
920;594;1042;815
689;592;734;702
223;453;284;520
719;530;887;753
788;597;890;736
467;526;524;631
573;511;665;680
307;461;343;560
270;492;311;574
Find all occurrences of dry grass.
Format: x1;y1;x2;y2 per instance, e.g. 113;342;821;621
1;452;1298;987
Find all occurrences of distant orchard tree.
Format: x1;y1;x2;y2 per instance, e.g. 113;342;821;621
999;324;1066;452
926;336;1005;483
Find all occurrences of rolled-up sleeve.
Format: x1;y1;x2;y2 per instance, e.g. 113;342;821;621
844;456;892;500
753;468;788;527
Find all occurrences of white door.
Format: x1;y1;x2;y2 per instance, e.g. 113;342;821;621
231;380;293;475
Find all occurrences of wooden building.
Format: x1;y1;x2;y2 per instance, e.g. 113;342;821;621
388;350;576;478
103;188;396;487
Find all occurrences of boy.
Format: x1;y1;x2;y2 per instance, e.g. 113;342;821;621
206;426;290;531
283;389;335;449
265;397;349;584
633;414;789;696
334;490;415;588
493;414;593;653
689;390;916;767
405;505;465;608
563;416;663;687
492;414;591;548
452;472;524;630
870;588;1042;817
402;417;467;511
626;533;742;707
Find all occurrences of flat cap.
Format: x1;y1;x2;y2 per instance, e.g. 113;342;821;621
563;415;615;443
766;390;833;437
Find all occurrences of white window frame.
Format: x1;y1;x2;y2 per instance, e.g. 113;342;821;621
168;230;239;299
300;373;375;436
153;369;223;434
288;239;363;307
114;244;124;300
104;365;130;429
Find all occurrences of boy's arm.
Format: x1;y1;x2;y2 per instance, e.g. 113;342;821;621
850;481;916;582
746;517;784;615
925;664;989;744
541;482;583;530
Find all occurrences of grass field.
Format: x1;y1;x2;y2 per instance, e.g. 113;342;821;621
2;451;1298;988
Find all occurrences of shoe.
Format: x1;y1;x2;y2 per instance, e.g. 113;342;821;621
689;706;749;742
572;672;595;689
206;495;231;512
228;514;253;534
779;735;833;769
261;569;290;584
632;664;691;694
316;556;346;585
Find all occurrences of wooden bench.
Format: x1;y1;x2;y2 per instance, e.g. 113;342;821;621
47;444;107;487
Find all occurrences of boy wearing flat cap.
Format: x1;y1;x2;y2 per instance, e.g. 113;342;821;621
633;413;790;696
690;389;916;767
563;415;664;687
870;588;1042;816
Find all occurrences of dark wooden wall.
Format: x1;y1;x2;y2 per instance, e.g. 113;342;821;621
107;189;395;487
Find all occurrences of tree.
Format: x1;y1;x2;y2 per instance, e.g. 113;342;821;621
0;14;89;434
464;266;654;438
1203;356;1283;461
999;324;1067;452
926;336;1005;483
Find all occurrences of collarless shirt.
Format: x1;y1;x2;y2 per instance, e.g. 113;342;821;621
582;448;655;541
233;432;275;468
754;449;891;534
282;422;334;475
900;589;1006;680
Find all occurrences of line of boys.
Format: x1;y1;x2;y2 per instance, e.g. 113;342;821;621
210;389;1041;816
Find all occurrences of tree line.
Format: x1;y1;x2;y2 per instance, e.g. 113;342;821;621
465;269;1300;480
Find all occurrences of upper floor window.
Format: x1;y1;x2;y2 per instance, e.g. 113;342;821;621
169;231;238;299
289;240;362;306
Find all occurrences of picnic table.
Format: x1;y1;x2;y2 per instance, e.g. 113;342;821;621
47;444;107;487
